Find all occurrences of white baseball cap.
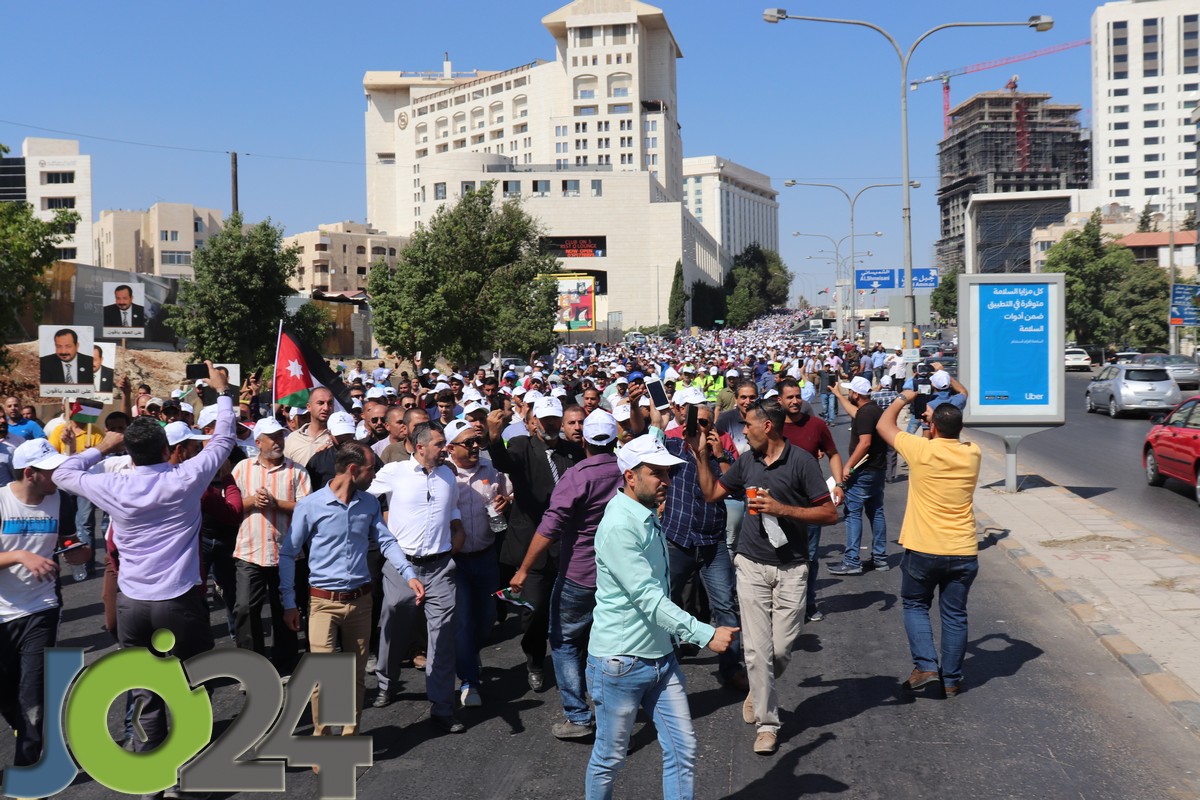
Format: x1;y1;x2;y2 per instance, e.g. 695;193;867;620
197;405;219;430
253;417;286;439
709;366;718;375
582;409;618;446
551;386;568;399
164;421;211;447
726;369;740;379
462;401;489;418
673;386;707;406
533;396;563;419
616;435;685;473
849;376;873;395
179;403;194;414
614;376;629;386
930;371;951;390
524;390;544;404
327;411;357;437
289;406;310;419
612;402;633;423
170;389;184;399
444;419;475;444
365;386;387;400
12;439;67;471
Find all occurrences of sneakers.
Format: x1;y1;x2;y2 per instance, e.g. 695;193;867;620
753;730;778;755
527;669;547;692
869;559;891;572
460;686;482;707
805;606;824;623
828;563;863;576
741;693;755;725
372;689;398;708
901;669;942;692
551;719;595;740
431;713;466;734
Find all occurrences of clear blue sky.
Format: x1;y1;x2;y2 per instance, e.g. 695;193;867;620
2;0;1096;304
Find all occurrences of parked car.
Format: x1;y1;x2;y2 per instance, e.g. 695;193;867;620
1142;397;1200;505
1064;348;1093;371
1086;364;1181;417
1113;351;1142;364
1131;353;1200;390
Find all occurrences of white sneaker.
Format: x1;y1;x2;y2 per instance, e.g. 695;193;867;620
460;686;482;707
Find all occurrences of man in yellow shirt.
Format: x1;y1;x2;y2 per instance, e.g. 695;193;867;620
876;392;981;698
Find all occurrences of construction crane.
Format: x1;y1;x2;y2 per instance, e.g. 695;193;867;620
910;39;1090;137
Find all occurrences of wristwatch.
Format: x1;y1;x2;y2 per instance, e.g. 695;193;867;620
835;481;846;489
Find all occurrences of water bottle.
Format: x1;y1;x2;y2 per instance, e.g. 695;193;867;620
72;563;88;582
483;480;507;533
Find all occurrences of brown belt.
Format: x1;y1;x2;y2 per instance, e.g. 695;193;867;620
309;584;371;602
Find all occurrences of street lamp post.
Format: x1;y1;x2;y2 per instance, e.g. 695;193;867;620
794;231;882;337
767;9;1052;348
784;179;919;340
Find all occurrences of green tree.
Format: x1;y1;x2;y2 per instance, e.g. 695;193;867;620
1137;201;1158;233
288;301;334;353
0;143;81;370
369;182;560;363
1042;209;1135;345
931;263;962;320
1111;261;1168;350
163;212;301;370
667;259;688;329
1183;210;1197;232
689;280;726;328
762;248;793;308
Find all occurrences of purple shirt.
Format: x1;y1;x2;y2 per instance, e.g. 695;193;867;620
536;452;622;589
54;395;236;601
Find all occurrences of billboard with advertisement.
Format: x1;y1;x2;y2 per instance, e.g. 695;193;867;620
958;273;1065;425
541;236;607;258
552;275;596;332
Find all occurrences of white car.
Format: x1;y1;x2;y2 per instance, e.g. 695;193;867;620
1065;348;1092;371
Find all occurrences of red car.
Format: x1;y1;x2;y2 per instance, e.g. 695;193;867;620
1143;397;1200;505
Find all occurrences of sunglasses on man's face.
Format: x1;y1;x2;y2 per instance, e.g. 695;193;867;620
452;438;483;449
368;416;385;424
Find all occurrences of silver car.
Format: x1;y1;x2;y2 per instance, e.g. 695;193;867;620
1085;364;1181;418
1131;353;1200;390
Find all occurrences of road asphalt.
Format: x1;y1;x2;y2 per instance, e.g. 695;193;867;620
5;429;1200;798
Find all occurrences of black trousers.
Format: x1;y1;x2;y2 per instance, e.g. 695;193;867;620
116;589;213;752
234;559;298;671
0;607;60;766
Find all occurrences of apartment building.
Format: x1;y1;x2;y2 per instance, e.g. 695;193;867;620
1093;0;1199;215
93;203;223;279
681;156;779;257
362;0;744;327
0;137;93;263
283;222;406;295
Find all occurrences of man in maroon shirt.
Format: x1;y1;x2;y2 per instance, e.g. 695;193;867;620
778;378;843;622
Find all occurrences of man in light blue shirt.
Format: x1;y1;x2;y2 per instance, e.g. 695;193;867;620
586;435;739;800
281;440;423;736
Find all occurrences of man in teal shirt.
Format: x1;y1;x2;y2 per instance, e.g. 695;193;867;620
586;435;739;800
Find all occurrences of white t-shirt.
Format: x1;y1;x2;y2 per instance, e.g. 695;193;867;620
0;485;63;623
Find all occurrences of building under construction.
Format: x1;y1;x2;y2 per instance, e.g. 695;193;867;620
936;83;1090;273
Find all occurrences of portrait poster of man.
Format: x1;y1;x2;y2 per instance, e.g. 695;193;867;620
101;281;147;338
39;325;94;397
92;341;117;399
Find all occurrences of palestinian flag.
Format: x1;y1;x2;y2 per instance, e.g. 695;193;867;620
69;398;104;425
273;323;354;411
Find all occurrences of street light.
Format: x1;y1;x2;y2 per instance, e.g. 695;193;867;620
767;10;1052;348
783;179;919;338
793;231;883;337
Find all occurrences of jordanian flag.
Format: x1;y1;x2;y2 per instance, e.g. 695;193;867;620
273;323;353;410
69;398;104;425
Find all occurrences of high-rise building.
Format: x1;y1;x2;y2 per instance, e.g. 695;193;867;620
92;203;223;279
1092;0;1199;215
0;137;93;264
283;222;407;295
681;156;778;257
936;89;1090;273
362;0;772;327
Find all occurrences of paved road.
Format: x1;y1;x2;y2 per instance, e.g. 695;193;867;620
970;371;1199;551
4;479;1198;799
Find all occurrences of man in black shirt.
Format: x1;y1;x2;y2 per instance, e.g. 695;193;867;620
691;398;837;756
829;376;890;575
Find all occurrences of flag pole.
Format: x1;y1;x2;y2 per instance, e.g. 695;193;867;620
273;319;283;411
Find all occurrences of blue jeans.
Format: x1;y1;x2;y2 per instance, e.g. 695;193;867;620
723;498;745;554
549;577;596;725
666;541;742;680
841;468;887;568
806;524;822;611
454;550;499;690
821;393;837;424
900;550;979;688
200;535;237;639
585;653;695;800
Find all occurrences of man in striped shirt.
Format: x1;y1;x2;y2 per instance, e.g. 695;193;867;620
232;416;311;673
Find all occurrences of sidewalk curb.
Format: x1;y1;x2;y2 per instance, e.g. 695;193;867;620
978;503;1200;737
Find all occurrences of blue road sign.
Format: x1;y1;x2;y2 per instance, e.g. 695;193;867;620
909;268;940;289
855;268;896;290
1170;285;1200;326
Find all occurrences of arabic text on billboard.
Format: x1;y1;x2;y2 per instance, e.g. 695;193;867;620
978;283;1050;406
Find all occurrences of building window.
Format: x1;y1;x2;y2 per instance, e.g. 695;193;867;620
577;25;593;47
434;182;447;200
612;24;627;45
562;179;580;197
160;251;192;266
533;179;550;196
591;179;603;197
1113;172;1130;180
502;180;520;198
314;242;328;251
44;197;75;210
372;246;386;255
354;245;365;254
56;247;77;260
1112;138;1129;147
1144;170;1160;178
43;171;74;184
1112;122;1129;130
194;218;205;233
